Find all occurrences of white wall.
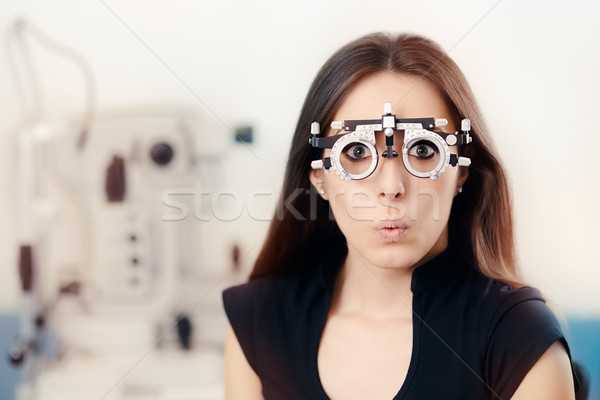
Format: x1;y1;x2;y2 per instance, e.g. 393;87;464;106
1;0;599;316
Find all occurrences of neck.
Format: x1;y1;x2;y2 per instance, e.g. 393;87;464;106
329;245;415;321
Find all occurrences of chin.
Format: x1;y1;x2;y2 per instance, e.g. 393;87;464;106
365;246;422;270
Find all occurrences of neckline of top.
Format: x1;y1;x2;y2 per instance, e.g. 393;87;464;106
317;245;469;295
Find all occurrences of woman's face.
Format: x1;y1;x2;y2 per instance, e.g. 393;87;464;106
310;72;467;270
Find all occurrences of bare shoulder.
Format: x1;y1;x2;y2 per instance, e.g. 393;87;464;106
510;340;575;400
224;322;264;400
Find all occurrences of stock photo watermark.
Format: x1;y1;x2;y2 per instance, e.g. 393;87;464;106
160;180;442;222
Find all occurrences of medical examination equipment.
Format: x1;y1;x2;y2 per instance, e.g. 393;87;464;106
5;18;239;400
309;102;472;181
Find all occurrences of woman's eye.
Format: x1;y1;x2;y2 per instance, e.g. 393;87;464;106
408;142;436;159
344;144;371;160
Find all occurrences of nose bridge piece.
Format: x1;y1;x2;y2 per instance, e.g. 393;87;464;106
382;102;397;159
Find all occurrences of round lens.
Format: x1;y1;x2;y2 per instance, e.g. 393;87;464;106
402;130;449;179
406;140;440;174
330;131;378;181
340;142;374;176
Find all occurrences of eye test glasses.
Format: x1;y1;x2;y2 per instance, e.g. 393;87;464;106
309;102;473;182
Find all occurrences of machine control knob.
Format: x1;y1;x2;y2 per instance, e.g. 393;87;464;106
150;142;174;166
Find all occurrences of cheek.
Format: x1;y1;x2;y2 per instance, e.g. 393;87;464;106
407;174;457;223
328;184;379;223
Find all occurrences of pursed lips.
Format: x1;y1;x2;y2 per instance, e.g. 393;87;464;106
374;219;409;242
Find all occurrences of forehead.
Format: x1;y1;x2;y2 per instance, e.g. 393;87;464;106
332;72;452;123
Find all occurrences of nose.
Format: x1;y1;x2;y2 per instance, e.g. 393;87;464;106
376;155;407;201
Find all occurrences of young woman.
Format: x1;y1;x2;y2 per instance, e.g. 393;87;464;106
223;32;580;399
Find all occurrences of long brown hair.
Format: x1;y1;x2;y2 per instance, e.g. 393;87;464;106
249;32;521;286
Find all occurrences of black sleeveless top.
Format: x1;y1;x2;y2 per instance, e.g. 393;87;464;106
223;248;580;399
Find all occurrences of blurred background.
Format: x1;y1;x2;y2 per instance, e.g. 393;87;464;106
0;0;598;399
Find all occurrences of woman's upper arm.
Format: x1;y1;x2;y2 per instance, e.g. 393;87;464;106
224;322;263;400
510;340;575;400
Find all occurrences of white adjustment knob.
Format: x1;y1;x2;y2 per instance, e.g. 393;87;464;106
385;127;394;137
458;157;471;167
311;160;324;170
446;135;457;145
461;119;471;132
311;122;320;134
331;121;343;130
384;102;393;114
435;118;448;128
